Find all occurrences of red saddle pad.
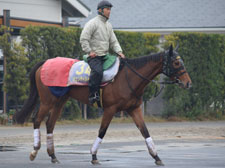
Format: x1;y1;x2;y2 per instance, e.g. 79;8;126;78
41;57;79;87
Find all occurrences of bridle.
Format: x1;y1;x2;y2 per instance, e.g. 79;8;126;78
122;51;187;100
162;52;187;79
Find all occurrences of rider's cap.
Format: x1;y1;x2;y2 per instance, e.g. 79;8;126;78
97;0;113;10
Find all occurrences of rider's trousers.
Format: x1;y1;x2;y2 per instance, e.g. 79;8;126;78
87;56;105;96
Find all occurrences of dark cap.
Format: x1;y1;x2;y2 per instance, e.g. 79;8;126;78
97;0;113;10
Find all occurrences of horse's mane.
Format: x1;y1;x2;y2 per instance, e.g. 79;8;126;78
125;52;163;69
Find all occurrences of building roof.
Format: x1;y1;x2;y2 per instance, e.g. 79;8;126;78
63;0;90;18
78;0;225;33
0;0;91;28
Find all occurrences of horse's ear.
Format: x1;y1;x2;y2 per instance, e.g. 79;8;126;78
175;42;179;51
169;44;173;56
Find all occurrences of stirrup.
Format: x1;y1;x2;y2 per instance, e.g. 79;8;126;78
89;92;100;105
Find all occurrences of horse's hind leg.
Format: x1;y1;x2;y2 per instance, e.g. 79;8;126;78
30;104;50;161
46;97;68;163
129;106;164;166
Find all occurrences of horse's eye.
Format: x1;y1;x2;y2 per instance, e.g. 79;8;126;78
174;61;180;66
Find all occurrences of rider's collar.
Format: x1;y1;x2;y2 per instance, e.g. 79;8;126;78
98;13;108;22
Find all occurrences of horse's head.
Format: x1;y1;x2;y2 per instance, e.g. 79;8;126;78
163;45;192;89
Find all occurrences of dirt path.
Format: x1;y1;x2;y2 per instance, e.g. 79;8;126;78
0;121;225;146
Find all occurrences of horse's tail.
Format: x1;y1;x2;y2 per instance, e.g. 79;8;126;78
14;61;45;124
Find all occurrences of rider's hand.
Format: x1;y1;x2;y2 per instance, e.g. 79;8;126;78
118;53;125;58
89;51;97;58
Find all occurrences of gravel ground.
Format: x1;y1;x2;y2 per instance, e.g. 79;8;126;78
0;121;225;146
0;121;225;168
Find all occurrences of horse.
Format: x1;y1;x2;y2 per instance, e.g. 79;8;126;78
14;45;192;166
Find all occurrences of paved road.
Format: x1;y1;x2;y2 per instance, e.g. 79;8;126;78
0;121;225;168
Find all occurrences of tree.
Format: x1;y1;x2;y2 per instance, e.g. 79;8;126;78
0;26;29;113
4;42;28;112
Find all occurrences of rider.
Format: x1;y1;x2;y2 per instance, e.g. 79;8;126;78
80;0;125;105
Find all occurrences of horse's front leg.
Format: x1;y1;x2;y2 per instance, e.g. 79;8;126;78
129;106;164;166
91;107;115;165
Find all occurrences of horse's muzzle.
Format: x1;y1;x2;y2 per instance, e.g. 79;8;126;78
186;81;192;89
177;79;192;89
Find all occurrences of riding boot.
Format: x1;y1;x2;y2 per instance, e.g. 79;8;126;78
87;56;104;105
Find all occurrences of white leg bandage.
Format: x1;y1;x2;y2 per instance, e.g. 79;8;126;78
90;137;102;154
145;137;157;156
33;129;40;148
47;134;54;155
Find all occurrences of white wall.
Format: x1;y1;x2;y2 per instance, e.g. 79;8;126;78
0;0;62;22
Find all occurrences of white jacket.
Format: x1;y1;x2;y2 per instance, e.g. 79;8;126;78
80;15;122;56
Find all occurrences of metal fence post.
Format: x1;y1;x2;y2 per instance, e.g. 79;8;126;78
3;9;10;114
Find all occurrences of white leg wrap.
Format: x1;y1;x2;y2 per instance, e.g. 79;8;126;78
90;137;102;154
47;134;54;150
31;150;38;156
145;137;157;156
33;129;40;148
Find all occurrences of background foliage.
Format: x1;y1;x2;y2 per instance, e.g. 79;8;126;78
2;26;224;120
163;32;225;119
0;27;28;112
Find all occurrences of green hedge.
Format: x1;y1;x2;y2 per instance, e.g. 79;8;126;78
163;32;225;119
114;31;160;57
20;26;83;71
21;26;160;64
0;27;28;112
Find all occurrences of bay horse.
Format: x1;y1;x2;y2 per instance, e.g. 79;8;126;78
14;45;191;166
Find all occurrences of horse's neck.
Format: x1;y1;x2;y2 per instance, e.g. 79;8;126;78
129;54;163;94
145;59;163;80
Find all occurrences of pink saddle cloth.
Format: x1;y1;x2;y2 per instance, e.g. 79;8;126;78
41;57;79;87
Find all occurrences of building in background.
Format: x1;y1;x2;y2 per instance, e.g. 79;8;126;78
0;0;90;35
79;0;225;34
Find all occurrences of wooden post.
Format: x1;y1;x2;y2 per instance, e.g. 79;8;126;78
83;104;87;120
120;111;124;118
3;9;10;114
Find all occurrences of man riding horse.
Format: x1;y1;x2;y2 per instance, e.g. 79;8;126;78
14;0;192;166
80;0;125;105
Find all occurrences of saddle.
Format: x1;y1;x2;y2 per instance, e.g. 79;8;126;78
68;55;120;86
41;56;120;99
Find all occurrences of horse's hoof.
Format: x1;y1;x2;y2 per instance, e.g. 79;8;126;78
30;150;37;161
29;154;36;161
91;159;100;165
51;158;60;164
155;160;164;166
